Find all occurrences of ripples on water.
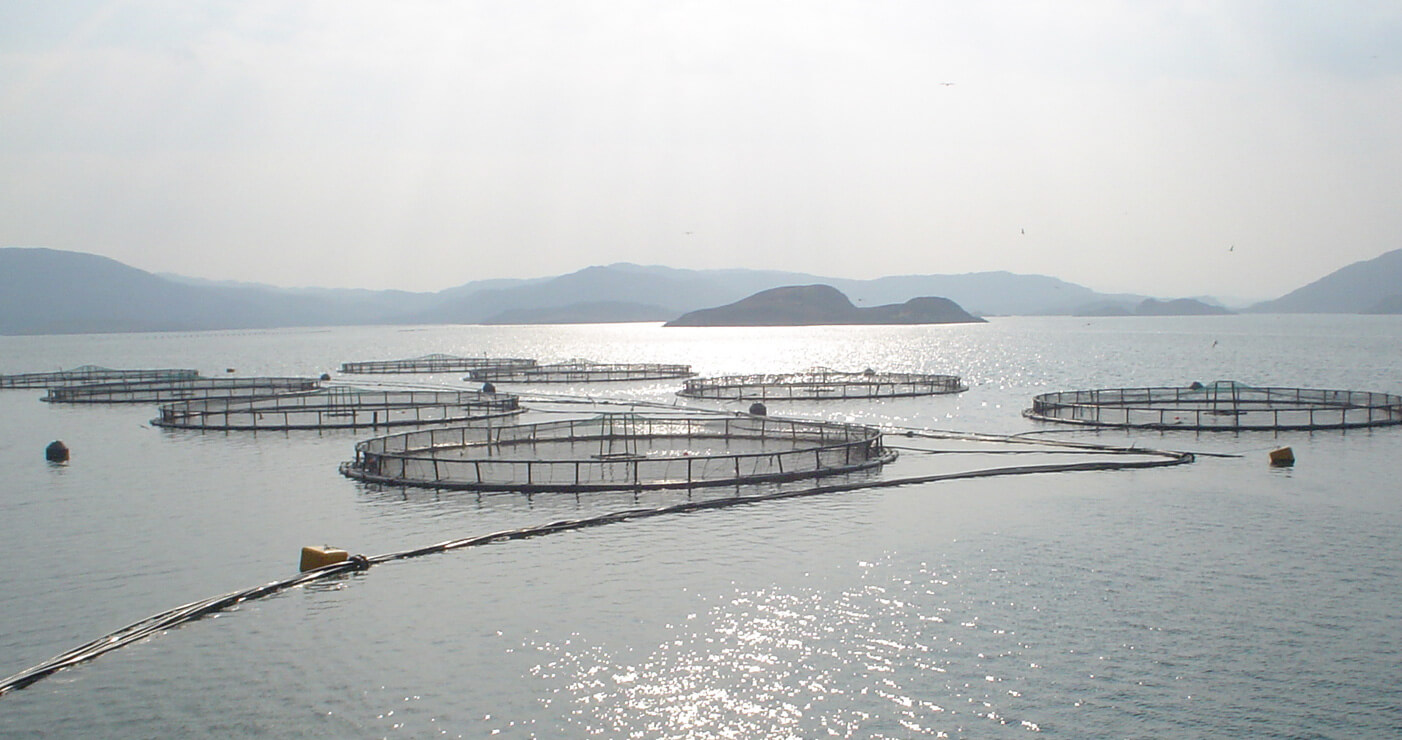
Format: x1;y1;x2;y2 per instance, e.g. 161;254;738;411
1;316;1401;737
514;471;1402;738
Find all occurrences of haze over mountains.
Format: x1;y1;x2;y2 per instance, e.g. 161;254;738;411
1246;248;1402;314
1;246;1399;335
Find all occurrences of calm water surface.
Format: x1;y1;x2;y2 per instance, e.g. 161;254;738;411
1;316;1400;737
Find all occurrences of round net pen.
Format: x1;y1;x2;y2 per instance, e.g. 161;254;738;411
44;376;321;404
152;388;523;431
678;368;967;401
466;360;694;384
341;414;894;492
340;354;537;375
1;365;199;389
1025;381;1402;431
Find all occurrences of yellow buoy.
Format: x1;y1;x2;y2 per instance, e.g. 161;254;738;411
300;545;350;572
1268;447;1295;467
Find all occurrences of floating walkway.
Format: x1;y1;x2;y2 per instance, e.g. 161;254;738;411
0;365;199;389
44;376;320;404
679;368;967;401
152;387;522;431
341;414;891;491
1025;381;1402;431
466;360;694;384
340;354;537;375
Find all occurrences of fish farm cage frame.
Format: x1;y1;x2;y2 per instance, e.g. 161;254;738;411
341;414;894;492
678;368;968;401
465;360;695;384
1024;382;1402;431
43;377;321;404
339;354;537;375
151;388;523;431
1;365;199;389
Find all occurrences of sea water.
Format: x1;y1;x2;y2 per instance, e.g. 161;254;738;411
0;315;1399;737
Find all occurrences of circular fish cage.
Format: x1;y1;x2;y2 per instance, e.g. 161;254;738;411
678;368;967;401
1;365;199;389
339;354;537;375
341;414;894;491
466;360;694;384
152;388;523;431
1025;381;1402;431
43;376;321;404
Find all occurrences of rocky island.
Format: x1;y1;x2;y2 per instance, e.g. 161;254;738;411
664;284;985;327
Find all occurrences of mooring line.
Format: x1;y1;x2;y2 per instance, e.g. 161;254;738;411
0;441;1190;699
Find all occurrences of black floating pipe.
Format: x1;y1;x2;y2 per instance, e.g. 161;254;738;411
0;444;1191;698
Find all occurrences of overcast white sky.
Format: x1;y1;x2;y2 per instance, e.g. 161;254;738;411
3;1;1400;300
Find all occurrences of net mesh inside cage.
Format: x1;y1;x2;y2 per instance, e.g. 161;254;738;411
341;414;894;491
1;366;199;389
466;360;694;384
339;354;537;374
1025;381;1402;430
152;388;522;430
44;376;321;404
678;368;967;401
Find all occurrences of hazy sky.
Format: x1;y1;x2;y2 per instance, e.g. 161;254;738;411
3;1;1401;300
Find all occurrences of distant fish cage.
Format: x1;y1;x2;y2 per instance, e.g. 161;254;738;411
1;365;199;389
44;376;321;404
152;388;523;431
466;360;695;384
678;368;968;401
1025;381;1402;431
340;354;537;375
340;414;893;492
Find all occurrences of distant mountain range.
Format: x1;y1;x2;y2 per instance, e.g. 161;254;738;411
1077;297;1233;317
1;246;1398;335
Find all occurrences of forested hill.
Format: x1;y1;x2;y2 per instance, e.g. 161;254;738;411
665;285;984;326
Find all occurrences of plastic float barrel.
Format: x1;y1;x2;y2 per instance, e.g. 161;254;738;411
1268;447;1295;467
300;545;350;572
748;402;767;416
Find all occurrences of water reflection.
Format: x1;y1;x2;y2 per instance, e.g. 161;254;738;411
526;553;1053;738
3;318;1401;736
